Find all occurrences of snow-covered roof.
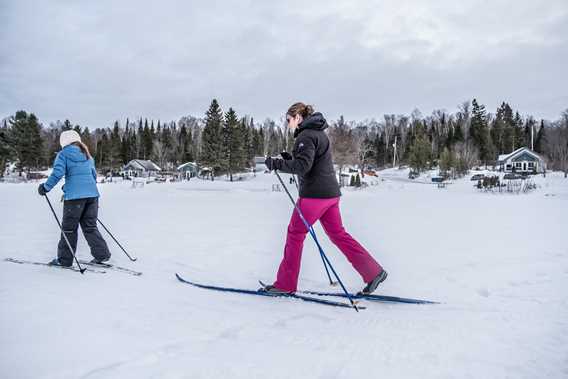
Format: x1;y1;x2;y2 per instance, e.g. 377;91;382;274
177;162;199;170
498;147;542;163
125;159;161;171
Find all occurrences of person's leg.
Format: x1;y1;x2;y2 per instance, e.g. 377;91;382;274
57;199;85;266
79;198;111;262
273;198;336;292
319;198;383;283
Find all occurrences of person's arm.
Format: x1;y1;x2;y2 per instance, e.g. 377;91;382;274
275;135;316;175
43;152;66;192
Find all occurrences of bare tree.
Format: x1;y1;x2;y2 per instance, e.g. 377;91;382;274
548;110;568;177
328;116;358;186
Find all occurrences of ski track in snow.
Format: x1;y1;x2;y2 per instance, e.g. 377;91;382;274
1;170;567;378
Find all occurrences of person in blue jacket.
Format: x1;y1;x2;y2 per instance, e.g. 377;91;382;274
38;130;111;266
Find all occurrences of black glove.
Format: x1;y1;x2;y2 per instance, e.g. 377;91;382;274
37;183;47;196
280;151;293;160
265;157;282;171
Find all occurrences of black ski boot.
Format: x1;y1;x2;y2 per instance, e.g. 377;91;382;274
359;270;388;295
258;284;293;295
90;257;110;265
48;258;72;267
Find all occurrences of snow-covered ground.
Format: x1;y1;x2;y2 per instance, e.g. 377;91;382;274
1;170;567;378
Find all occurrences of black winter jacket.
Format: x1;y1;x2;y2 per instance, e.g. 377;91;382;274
274;113;341;198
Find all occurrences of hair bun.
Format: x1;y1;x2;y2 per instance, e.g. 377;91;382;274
287;102;315;118
304;104;314;116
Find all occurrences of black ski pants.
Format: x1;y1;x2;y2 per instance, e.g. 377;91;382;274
57;197;111;265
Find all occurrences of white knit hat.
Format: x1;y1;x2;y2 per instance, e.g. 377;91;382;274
60;130;81;148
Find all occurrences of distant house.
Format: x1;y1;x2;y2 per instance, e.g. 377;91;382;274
497;147;545;174
123;159;162;178
177;162;200;180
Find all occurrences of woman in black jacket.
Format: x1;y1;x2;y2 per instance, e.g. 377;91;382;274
263;102;387;294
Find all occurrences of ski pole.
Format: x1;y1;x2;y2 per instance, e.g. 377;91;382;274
97;219;137;261
44;195;86;274
274;170;359;311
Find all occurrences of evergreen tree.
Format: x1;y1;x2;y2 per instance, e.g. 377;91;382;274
534;120;546;154
0;124;13;177
121;125;130;164
453;123;464;143
512;112;523;150
199;99;224;179
495;102;515;153
109;121;122;170
82;127;95;158
9;111;44;172
178;125;194;163
143;121;153;160
223;108;245;181
62;119;73;131
439;147;455;177
470;99;491;164
96;130;110;169
408;123;431;173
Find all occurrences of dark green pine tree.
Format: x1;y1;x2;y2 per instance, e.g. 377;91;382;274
109;121;122;170
534;120;546;154
82;127;95;158
446;125;455;150
374;132;386;167
491;103;506;154
199;99;224;180
62;119;73;131
512;112;523;151
96;130;110;169
408;122;431;173
0;122;13;177
121;124;131;164
137;118;144;158
178;125;194;163
496;102;515;153
161;124;174;166
470;99;491;164
9;111;45;173
143;120;153;160
453;123;464;144
223;108;245;181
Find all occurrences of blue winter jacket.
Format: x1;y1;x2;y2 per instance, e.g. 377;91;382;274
43;145;100;200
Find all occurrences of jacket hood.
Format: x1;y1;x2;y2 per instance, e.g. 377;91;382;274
294;112;328;138
61;145;90;162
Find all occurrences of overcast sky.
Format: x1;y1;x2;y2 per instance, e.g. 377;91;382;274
1;0;567;128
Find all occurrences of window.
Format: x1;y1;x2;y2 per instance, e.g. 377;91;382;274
506;164;512;170
515;162;522;168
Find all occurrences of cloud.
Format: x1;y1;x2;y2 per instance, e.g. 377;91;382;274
1;0;567;127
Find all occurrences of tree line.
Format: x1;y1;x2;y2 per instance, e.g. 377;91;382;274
1;99;567;179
